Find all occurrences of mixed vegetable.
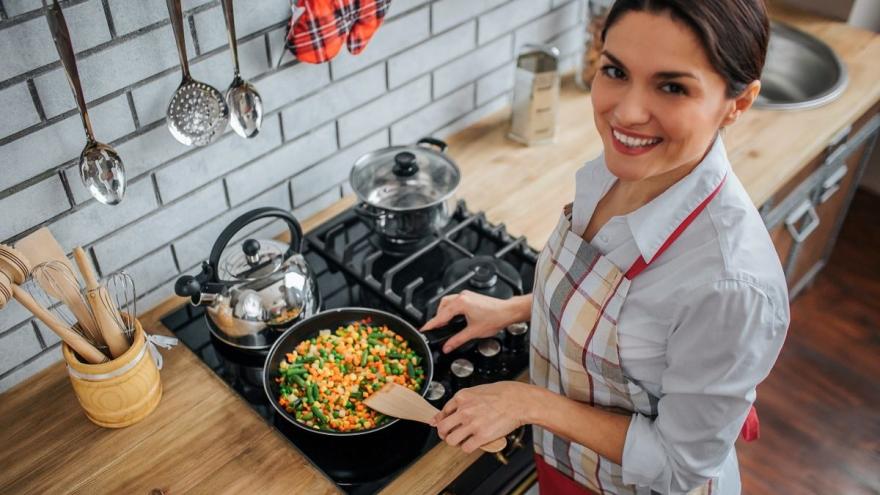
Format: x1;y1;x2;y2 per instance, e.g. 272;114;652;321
275;317;425;432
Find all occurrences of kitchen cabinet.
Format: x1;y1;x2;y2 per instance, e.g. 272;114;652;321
762;106;880;298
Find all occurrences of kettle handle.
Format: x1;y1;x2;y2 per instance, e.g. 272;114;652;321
208;207;304;282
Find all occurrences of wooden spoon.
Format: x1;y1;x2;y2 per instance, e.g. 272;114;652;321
364;382;508;453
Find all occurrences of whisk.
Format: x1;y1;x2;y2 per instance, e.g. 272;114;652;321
30;260;105;348
29;261;138;355
102;271;137;343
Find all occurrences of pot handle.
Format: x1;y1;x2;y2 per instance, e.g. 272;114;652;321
417;137;448;153
208;207;304;281
354;202;381;220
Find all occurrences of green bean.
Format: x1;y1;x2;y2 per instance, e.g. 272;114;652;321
312;405;328;424
367;338;381;346
407;360;415;377
361;349;369;367
292;375;307;388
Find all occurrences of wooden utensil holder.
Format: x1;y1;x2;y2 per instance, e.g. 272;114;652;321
62;315;162;428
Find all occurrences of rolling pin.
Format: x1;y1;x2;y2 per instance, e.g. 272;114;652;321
72;248;130;358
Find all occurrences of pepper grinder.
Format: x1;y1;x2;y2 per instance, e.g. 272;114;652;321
508;44;561;146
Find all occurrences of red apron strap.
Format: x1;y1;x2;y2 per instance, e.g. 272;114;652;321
534;454;600;495
625;174;727;280
741;405;760;442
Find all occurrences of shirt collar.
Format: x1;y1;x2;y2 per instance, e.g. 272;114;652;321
626;136;730;263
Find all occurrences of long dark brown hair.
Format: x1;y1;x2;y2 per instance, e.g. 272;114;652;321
601;0;770;97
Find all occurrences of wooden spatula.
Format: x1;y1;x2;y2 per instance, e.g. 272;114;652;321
15;228;101;340
364;382;508;453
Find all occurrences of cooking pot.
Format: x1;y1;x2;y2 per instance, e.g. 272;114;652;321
350;137;460;242
174;207;321;351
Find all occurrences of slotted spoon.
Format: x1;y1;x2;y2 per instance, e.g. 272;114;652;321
165;0;228;146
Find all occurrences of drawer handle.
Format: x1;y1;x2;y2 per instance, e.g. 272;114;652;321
819;164;848;203
785;200;820;243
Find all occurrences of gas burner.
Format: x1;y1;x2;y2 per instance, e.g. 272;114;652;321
208;326;268;368
441;256;522;298
422;256;523;318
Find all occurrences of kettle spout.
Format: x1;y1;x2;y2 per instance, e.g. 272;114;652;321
175;274;211;305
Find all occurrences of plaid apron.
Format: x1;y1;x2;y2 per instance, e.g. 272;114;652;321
530;177;727;495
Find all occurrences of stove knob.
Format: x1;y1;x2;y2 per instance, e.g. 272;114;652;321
450;358;475;390
505;322;529;354
476;338;502;376
426;381;447;407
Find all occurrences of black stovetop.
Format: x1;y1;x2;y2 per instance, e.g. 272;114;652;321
160;201;538;494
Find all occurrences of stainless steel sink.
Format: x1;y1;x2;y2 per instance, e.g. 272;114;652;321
754;22;848;110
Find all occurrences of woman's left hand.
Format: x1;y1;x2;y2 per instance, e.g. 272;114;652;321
431;381;534;453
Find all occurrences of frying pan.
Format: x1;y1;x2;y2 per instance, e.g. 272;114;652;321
263;307;436;437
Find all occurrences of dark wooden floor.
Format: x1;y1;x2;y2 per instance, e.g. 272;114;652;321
738;188;880;495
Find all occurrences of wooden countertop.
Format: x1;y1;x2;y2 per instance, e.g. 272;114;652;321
2;5;878;495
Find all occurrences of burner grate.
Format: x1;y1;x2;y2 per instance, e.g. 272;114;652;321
307;200;538;323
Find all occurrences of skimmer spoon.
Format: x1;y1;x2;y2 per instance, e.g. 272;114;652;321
47;0;125;205
165;0;228;147
221;0;263;138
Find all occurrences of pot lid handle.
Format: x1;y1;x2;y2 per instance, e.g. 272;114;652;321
207;207;303;283
392;152;419;177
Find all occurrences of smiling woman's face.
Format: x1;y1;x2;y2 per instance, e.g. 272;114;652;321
591;10;746;182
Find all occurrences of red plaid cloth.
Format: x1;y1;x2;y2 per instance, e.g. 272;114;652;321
288;0;392;64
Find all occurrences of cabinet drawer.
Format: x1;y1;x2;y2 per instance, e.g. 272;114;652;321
762;113;880;298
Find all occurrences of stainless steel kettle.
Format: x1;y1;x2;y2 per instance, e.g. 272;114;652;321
174;207;321;351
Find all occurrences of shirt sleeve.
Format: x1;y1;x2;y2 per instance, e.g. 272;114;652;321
621;278;789;493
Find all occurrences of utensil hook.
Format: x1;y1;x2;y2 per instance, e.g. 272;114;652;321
47;0;96;143
166;0;191;78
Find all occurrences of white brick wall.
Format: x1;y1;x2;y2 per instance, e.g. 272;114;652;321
0;0;583;392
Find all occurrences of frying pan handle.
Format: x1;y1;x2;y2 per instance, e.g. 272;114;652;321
424;314;468;347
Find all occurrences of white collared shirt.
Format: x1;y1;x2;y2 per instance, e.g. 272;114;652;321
570;137;789;494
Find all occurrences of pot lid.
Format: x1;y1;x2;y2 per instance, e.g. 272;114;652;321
349;141;460;211
221;238;286;281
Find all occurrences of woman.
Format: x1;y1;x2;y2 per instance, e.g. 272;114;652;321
421;1;789;493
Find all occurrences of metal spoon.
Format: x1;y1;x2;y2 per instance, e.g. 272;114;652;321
165;0;228;147
47;0;125;206
221;0;263;138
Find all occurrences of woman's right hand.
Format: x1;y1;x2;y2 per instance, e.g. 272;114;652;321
420;290;523;354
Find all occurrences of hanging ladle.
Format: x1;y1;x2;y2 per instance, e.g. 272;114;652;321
221;0;263;138
165;0;229;147
47;0;125;206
